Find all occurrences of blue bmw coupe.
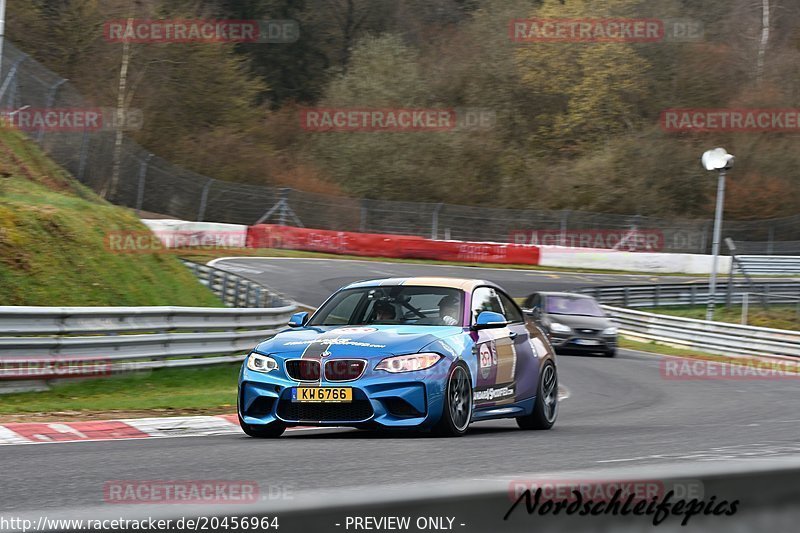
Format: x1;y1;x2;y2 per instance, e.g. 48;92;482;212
238;277;558;437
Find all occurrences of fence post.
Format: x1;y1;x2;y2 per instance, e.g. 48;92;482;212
359;199;368;233
135;154;153;215
431;203;443;240
767;225;775;254
0;54;27;105
37;78;67;143
197;178;214;222
560;210;570;247
76;130;90;182
278;188;290;226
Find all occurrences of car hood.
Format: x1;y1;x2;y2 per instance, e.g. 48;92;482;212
545;313;612;329
255;325;464;359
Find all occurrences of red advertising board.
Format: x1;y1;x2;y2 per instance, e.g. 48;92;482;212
247;225;540;265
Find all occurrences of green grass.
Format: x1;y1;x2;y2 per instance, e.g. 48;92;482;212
619;336;724;358
0;129;221;306
0;364;239;417
640;305;800;331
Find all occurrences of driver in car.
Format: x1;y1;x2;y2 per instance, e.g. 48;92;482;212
438;295;459;326
373;300;396;323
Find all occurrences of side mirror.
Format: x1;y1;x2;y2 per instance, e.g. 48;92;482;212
473;311;509;330
288;312;309;328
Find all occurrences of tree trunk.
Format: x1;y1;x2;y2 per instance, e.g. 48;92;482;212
756;0;770;85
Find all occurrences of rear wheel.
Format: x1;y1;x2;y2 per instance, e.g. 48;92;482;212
432;363;472;437
238;414;286;438
517;360;558;430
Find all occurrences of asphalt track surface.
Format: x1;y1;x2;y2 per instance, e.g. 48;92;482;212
2;258;799;515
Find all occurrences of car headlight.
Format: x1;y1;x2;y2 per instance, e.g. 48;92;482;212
375;353;442;373
246;352;278;373
549;322;572;334
602;326;618;336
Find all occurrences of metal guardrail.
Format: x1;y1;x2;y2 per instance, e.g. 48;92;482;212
577;281;800;308
181;259;290;308
574;280;800;359
604;305;800;359
0;261;297;391
735;255;800;275
0;306;295;360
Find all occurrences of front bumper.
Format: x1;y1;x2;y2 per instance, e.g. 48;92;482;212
548;334;617;353
239;363;449;429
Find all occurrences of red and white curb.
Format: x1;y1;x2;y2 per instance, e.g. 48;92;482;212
0;414;256;446
1;387;571;446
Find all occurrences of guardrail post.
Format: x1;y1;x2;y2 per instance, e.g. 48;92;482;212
220;272;228;305
654;286;660;307
623;287;630;308
690;285;697;306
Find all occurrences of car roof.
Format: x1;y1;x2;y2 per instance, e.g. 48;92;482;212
343;277;499;293
535;291;596;299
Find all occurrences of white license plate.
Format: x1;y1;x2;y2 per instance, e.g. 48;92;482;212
574;339;600;346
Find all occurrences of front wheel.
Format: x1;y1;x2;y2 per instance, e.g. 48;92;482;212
238;415;286;438
432;363;473;437
517;360;558;430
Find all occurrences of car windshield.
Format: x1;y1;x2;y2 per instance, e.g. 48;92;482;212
546;296;605;317
309;286;464;327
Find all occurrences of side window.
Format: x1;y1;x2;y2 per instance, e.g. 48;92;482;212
498;292;524;323
526;294;541;310
471;287;504;322
323;292;363;325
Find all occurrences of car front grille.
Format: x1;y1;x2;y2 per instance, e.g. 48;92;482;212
285;360;321;381
324;359;366;381
277;400;374;422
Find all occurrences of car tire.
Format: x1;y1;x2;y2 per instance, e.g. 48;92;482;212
517;360;558;430
604;348;617;358
432;362;473;437
238;414;286;438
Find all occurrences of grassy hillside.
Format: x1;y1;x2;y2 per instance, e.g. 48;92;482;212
0;129;221;306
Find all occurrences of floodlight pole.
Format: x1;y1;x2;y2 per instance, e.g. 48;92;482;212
706;169;727;321
0;0;6;88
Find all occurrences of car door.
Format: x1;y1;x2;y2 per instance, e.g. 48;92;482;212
470;286;519;407
497;290;544;402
